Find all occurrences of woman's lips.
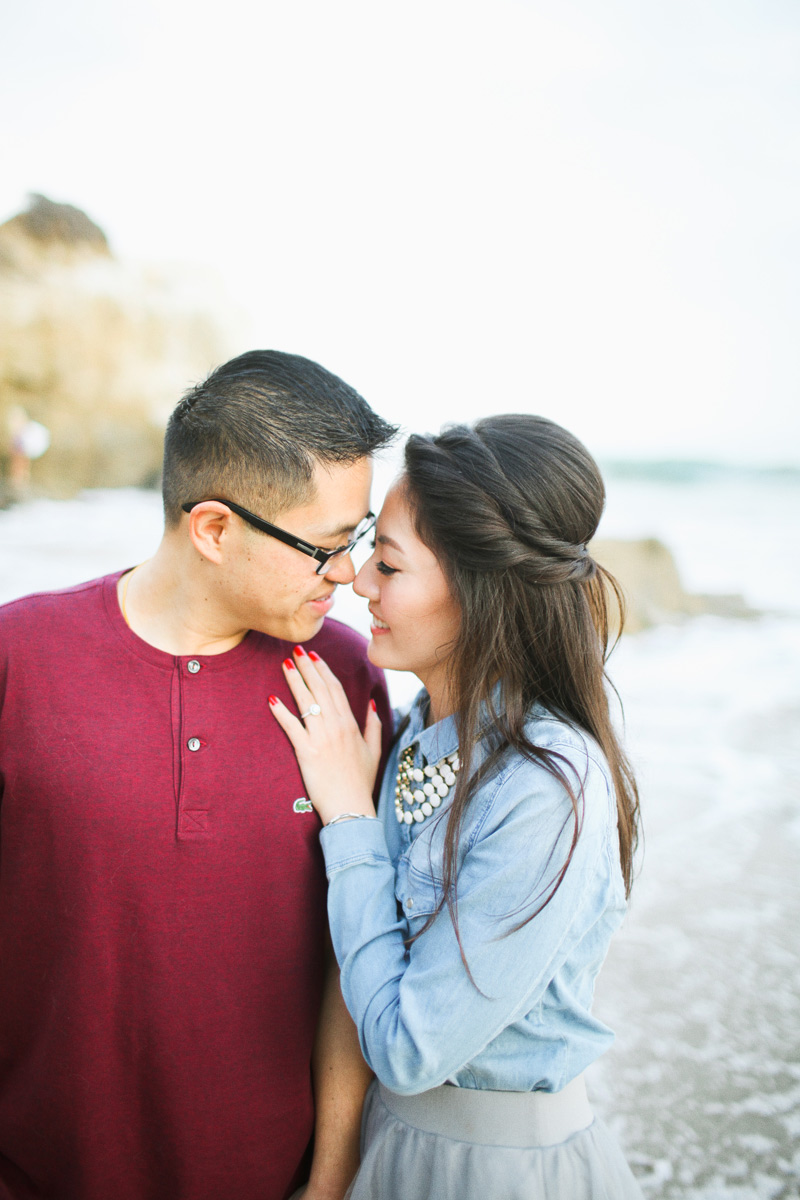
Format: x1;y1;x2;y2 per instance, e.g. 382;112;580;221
370;612;390;635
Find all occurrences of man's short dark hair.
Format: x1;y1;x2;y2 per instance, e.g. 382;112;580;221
162;350;397;525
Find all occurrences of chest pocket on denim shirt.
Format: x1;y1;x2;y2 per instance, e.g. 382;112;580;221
395;839;443;930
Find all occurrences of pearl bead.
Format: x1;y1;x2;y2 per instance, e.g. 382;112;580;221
394;744;461;828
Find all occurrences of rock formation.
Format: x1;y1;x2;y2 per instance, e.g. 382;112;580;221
591;537;756;633
0;194;242;497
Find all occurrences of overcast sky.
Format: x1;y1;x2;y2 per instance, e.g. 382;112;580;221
3;0;798;464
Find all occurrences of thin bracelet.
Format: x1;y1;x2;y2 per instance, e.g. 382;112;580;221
325;812;379;827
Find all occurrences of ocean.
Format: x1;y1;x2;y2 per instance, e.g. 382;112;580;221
1;465;799;1198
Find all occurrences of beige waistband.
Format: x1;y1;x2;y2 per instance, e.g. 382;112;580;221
377;1075;593;1148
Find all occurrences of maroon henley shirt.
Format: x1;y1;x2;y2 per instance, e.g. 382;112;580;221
0;572;390;1200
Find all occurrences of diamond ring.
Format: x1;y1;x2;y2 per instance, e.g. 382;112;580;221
300;704;322;720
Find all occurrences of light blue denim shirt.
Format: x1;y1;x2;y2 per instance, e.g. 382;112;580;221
320;689;627;1096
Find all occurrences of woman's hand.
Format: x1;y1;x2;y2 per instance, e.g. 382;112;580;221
268;646;382;826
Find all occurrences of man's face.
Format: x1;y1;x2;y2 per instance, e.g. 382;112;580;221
222;456;373;643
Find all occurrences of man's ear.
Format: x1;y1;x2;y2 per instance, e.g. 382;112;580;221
184;502;235;564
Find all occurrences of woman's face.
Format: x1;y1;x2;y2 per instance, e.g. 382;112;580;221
354;480;461;711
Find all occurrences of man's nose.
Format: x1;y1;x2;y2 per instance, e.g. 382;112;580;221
325;551;357;586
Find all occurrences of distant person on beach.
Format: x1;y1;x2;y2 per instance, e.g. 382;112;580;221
5;405;50;496
0;351;396;1200
271;415;645;1198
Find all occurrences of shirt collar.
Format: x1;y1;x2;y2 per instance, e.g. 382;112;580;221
399;690;460;765
398;683;554;768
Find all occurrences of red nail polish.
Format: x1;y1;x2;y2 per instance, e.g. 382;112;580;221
308;651;321;662
370;698;377;712
268;695;278;706
294;644;306;657
283;658;295;670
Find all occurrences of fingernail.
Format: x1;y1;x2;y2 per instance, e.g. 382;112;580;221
283;658;295;671
294;644;306;657
370;698;377;712
268;695;279;706
309;651;321;662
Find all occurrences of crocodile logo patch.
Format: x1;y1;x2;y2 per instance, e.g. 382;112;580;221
293;797;313;814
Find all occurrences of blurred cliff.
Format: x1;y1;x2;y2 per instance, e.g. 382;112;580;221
0;195;241;497
592;537;755;633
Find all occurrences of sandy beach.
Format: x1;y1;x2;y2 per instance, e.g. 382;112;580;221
591;616;800;1199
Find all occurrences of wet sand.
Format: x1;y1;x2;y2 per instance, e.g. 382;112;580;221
589;620;800;1199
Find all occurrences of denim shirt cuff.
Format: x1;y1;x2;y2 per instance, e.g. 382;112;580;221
320;817;391;876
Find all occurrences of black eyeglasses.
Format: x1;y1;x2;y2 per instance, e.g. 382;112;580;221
181;499;376;576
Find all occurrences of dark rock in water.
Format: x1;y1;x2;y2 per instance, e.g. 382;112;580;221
591;537;758;632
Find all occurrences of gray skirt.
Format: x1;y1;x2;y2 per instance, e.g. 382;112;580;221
345;1077;644;1200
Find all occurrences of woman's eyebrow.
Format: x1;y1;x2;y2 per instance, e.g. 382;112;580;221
376;533;403;552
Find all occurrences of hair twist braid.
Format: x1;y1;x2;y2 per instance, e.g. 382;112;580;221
407;422;597;588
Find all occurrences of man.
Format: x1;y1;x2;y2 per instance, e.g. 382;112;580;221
0;351;397;1200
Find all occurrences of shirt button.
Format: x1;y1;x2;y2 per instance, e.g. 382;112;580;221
406;897;414;909
187;737;201;751
187;660;201;674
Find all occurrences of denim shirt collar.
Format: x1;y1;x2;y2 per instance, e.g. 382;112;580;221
398;683;555;770
398;690;460;765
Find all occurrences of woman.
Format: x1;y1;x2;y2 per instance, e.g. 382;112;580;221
270;414;644;1198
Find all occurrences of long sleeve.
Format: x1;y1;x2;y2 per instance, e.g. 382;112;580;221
319;739;625;1096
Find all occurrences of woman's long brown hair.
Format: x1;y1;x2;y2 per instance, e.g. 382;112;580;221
402;415;640;964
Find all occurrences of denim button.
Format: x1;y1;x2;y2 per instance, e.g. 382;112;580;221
406;897;414;909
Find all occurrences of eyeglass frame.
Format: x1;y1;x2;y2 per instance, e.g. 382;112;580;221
181;498;376;576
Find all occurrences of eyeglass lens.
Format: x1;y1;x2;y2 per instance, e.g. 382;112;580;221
317;515;375;575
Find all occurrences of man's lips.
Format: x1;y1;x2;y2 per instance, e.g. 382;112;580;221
308;593;335;612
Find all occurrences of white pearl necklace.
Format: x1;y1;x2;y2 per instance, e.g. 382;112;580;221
394;744;461;825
